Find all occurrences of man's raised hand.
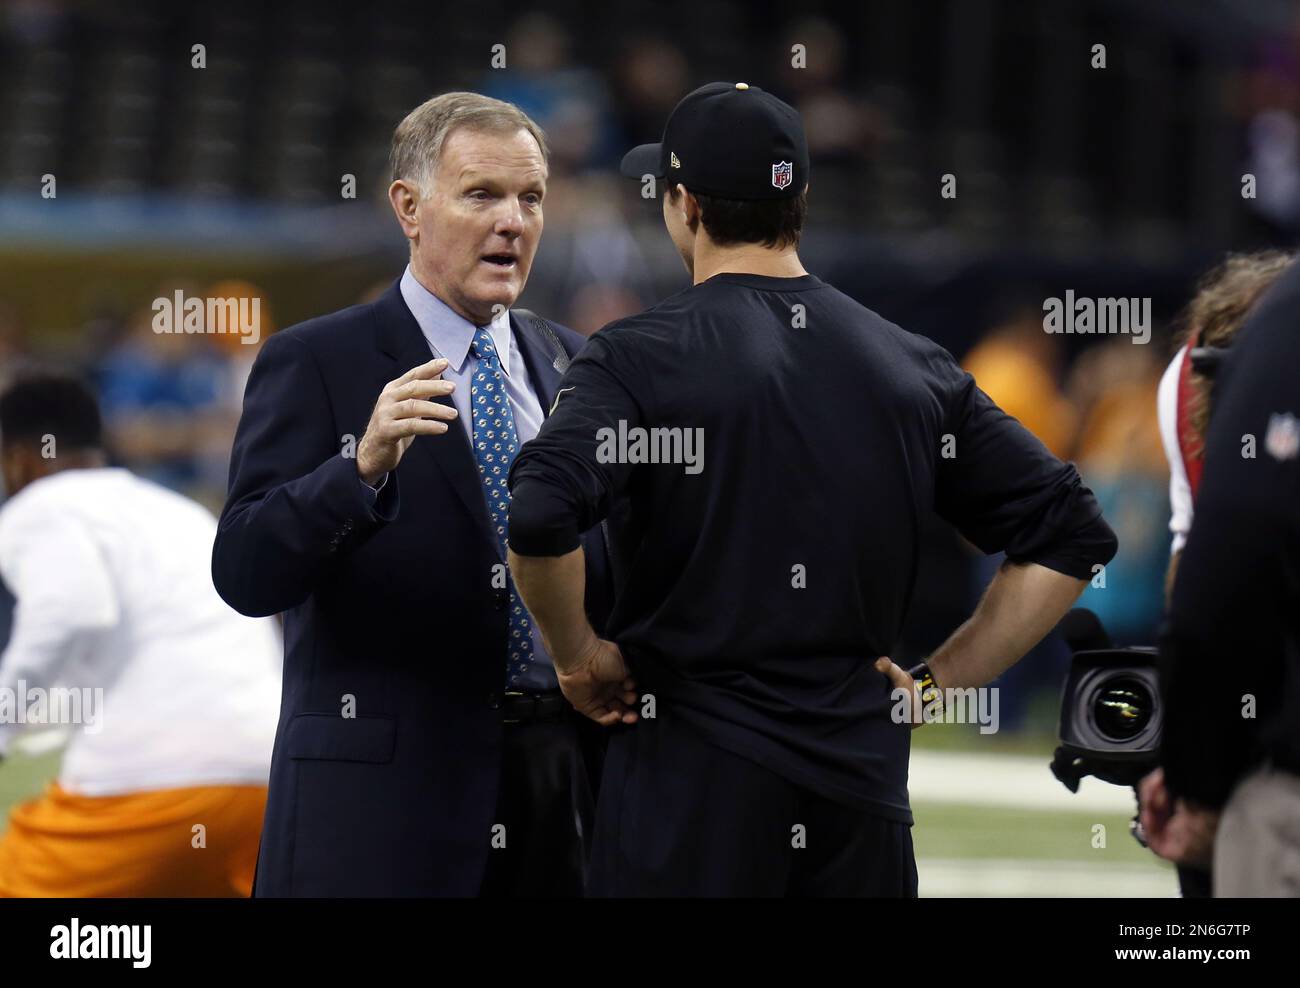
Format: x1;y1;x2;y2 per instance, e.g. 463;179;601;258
356;358;457;485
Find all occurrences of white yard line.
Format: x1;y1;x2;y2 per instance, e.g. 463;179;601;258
9;727;69;757
918;857;1177;897
909;749;1139;813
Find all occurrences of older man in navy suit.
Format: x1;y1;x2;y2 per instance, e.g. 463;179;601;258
212;92;613;896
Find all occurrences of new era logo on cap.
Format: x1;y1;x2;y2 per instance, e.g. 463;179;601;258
619;82;809;200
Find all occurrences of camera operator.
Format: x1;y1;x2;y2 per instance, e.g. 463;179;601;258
1140;255;1300;896
1143;252;1292;896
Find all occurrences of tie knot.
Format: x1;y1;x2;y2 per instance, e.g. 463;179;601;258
470;325;498;361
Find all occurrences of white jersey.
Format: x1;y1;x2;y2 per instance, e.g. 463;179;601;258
1156;345;1195;556
0;468;280;795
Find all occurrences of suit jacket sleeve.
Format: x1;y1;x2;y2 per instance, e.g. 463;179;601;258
212;329;398;617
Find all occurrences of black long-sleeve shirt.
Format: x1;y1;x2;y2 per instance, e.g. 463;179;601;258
1161;260;1300;808
509;272;1117;820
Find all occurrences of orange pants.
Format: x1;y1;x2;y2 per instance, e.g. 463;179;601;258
0;781;266;897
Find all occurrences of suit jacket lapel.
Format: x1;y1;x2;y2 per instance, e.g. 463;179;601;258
371;282;492;536
512;311;566;417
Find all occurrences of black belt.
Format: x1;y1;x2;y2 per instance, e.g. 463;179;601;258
501;690;569;725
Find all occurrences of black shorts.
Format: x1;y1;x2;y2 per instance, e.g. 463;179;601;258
589;712;918;897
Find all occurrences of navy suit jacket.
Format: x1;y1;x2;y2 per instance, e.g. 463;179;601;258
212;281;613;896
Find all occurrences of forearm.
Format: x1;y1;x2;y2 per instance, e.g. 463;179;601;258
508;546;597;674
928;560;1087;689
0;638;71;705
0;626;81;757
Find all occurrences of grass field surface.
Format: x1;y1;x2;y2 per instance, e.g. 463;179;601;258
0;724;1176;897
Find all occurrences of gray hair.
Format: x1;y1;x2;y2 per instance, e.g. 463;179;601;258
389;92;549;192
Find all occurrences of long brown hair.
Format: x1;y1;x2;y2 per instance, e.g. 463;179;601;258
1177;250;1295;448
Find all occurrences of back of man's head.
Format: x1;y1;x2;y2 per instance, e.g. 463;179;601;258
0;373;104;495
662;182;807;250
620;82;810;274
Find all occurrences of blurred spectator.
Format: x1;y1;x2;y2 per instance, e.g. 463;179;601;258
778;17;884;166
529;174;658;330
0;304;30;386
612;36;689;154
480;13;619;173
778;17;886;219
962;306;1078;458
1240;12;1300;238
567;282;645;337
1072;341;1169;645
93;285;231;504
202;279;273;495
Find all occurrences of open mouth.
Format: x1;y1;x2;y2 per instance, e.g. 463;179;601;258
481;254;518;268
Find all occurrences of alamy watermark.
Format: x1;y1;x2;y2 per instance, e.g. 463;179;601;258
891;685;1000;734
151;290;261;345
595;420;704;475
1042;291;1151;345
50;918;150;967
0;682;104;733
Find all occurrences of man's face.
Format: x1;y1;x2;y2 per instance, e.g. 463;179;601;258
402;126;546;325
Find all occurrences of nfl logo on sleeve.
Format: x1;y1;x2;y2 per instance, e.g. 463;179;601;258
1265;411;1299;462
771;161;793;190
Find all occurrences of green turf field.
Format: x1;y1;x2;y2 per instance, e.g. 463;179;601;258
0;728;1177;896
907;725;1176;895
0;749;62;818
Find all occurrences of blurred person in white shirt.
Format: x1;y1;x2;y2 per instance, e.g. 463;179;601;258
0;372;280;896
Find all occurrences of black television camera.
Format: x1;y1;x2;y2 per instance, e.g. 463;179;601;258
1052;336;1238;791
1049;609;1161;848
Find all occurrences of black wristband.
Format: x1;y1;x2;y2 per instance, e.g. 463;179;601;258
907;662;943;710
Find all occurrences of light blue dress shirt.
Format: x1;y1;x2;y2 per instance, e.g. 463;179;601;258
393;265;559;692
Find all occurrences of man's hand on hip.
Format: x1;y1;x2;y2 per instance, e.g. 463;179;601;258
875;656;927;729
356;358;457;485
557;638;639;727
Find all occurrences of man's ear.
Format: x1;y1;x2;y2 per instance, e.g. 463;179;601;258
681;187;702;234
387;179;421;241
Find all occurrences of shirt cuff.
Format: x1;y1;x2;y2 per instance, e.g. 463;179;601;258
1009;510;1119;581
508;477;583;556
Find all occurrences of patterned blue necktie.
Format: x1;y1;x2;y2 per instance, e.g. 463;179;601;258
469;325;534;688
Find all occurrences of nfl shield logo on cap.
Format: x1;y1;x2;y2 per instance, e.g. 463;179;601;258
771;161;793;190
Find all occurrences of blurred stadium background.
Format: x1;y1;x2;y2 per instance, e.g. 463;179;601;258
4;0;1299;895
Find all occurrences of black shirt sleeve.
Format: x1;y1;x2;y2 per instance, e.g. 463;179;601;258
508;333;646;557
934;361;1118;580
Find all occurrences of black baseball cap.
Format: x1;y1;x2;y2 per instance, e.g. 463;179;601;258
619;81;809;200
